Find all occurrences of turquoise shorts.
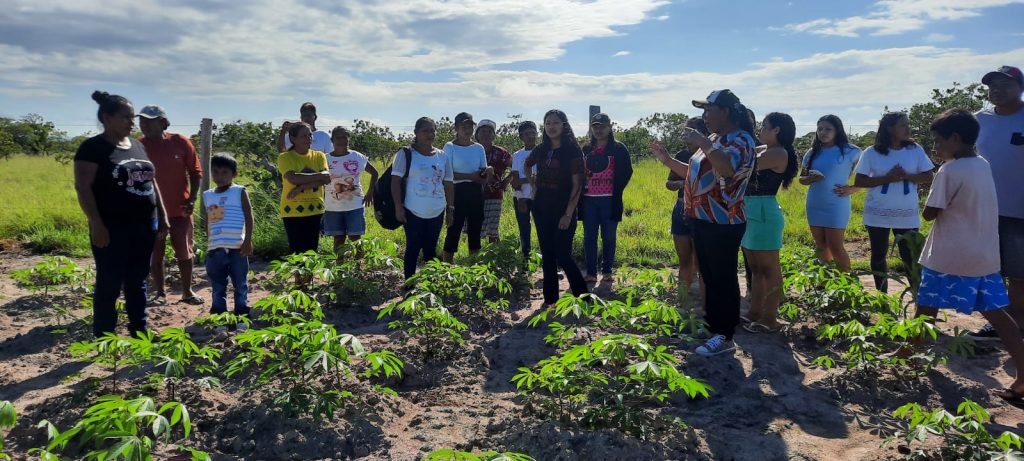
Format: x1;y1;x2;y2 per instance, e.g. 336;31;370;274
741;196;784;251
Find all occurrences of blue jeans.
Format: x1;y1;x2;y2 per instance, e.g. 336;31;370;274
92;220;156;338
403;209;444;280
206;248;250;316
514;198;533;257
582;196;618;276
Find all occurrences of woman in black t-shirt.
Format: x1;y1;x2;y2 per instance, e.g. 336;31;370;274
74;91;169;338
524;109;588;305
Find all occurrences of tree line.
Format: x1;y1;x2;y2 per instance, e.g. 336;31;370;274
0;82;988;168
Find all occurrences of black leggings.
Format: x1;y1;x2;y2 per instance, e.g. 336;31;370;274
866;225;916;293
533;198;588;304
444;182;484;254
93;220;155;338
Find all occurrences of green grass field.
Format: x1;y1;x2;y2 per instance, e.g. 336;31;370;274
1;155;922;269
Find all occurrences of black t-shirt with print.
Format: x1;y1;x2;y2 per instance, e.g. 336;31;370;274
74;135;157;224
525;144;584;211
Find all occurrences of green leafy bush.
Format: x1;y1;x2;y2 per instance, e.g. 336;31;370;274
406;260;512;313
11;256;91;296
512;334;711;439
466;238;540;287
425;449;535;461
780;249;900;324
0;400;14;461
812;315;947;378
224;320;403;419
31;396;207;461
378;290;469;357
884;399;1023;460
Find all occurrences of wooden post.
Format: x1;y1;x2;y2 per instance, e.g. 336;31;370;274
199;118;213;223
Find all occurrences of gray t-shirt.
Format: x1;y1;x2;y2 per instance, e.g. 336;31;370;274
976;107;1024;219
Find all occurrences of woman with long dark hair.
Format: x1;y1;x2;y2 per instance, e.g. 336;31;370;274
651;89;757;357
525;110;589;305
854;112;934;292
74;91;170;338
580;113;633;283
392;117;455;281
741;112;799;333
800;115;862;272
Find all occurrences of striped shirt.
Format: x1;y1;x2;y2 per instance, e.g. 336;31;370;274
203;185;246;250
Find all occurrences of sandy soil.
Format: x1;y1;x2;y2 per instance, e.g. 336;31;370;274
1;241;1021;461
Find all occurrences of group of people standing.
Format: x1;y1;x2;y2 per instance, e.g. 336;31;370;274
73;65;1024;402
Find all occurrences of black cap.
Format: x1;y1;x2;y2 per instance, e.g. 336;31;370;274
591;112;611;126
454;112;475;126
692;89;742;110
982;65;1024;87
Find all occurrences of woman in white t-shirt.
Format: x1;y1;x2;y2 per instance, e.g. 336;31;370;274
854;112;935;293
441;112;491;262
392;117;455;281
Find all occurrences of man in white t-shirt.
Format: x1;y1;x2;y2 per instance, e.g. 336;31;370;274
970;65;1024;341
276;102;333;154
511;120;538;258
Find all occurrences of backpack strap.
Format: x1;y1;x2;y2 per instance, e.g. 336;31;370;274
402;147;413;180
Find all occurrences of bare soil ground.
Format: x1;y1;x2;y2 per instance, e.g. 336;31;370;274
1;241;1022;461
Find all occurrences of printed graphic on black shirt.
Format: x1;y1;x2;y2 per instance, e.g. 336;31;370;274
112;158;156;197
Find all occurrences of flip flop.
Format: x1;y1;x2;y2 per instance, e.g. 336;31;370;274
740;315;753;324
742;322;781;334
181;294;204;305
147;296;167;307
996;388;1024;409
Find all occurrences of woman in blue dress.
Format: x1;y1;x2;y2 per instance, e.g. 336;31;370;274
800;115;862;272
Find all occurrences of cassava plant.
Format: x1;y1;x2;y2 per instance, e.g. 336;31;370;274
0;401;14;461
425;449;535;461
883;399;1023;460
512;334;711;439
224;319;403;419
30;396;207;461
377;290;469;358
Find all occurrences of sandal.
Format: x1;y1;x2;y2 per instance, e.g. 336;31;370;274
996;388;1024;409
147;295;167;307
742;322;781;334
740;315;753;324
181;294;204;305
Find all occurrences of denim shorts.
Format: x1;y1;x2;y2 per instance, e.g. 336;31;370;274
323;209;366;236
670;200;693;236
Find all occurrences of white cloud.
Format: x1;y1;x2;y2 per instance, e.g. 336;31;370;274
923;33;954;43
776;0;1024;37
613;51;631;57
655;15;670;20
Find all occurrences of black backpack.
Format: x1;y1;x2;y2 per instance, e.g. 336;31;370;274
373;147;413;230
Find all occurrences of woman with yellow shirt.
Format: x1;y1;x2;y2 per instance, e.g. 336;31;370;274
278;122;330;254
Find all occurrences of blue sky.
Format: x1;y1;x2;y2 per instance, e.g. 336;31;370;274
1;0;1022;137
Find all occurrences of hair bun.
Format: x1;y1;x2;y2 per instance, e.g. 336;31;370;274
91;90;110;104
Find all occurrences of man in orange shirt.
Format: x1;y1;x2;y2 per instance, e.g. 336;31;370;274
138;105;203;306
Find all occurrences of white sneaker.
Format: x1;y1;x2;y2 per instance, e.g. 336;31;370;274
214;326;229;335
235;322;249;332
696;335;735;356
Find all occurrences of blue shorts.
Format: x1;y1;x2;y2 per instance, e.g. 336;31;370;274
670;200;693;237
323;209;366;236
917;267;1010;314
